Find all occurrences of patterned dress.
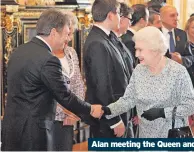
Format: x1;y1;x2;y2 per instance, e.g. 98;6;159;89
55;46;85;121
106;58;194;138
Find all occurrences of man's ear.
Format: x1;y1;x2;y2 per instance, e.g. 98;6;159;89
120;17;124;25
50;28;57;37
139;18;147;27
107;11;113;21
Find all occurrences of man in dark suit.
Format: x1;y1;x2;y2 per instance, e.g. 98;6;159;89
109;2;134;137
121;4;149;67
83;0;127;138
1;9;102;151
160;5;193;68
148;10;162;29
111;2;134;74
120;4;149;138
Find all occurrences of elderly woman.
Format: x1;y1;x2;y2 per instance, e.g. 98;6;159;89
52;12;85;150
103;26;194;138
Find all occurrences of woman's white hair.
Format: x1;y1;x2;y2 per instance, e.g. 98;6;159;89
133;26;168;55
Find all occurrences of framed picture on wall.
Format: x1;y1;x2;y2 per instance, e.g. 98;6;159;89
21;19;38;44
23;23;37;43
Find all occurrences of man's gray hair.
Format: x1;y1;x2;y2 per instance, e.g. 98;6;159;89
149;10;160;24
36;9;71;36
133;26;168;55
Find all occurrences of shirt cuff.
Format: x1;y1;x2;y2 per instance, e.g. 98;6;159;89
110;120;123;129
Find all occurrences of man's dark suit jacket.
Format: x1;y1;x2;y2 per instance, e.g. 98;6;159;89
186;42;194;86
83;26;129;137
109;31;134;76
164;28;193;68
2;37;91;151
121;30;138;67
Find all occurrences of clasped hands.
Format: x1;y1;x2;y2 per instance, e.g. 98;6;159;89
90;105;125;137
170;52;183;64
90;105;104;118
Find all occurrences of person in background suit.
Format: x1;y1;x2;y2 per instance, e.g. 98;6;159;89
121;4;149;137
160;5;193;68
83;0;127;138
109;2;134;137
1;9;102;151
190;13;194;17
148;10;162;29
111;2;134;77
185;16;194;87
121;4;149;67
146;0;164;13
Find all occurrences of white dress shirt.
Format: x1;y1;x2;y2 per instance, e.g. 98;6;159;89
161;27;176;52
36;35;52;52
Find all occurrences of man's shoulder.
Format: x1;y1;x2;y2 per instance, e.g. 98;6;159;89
121;31;133;42
174;28;186;34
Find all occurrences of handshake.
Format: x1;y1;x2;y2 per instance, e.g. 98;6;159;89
90;105;104;119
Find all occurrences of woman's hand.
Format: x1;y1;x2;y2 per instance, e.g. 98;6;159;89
63;114;80;126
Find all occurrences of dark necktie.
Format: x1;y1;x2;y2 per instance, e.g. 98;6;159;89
109;31;123;50
168;31;175;52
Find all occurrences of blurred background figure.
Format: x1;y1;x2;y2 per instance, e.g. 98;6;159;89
121;4;149;66
52;12;86;151
160;5;193;67
147;0;164;13
115;2;133;37
109;2;134;137
185;16;194;87
190;13;194;18
148;10;162;29
121;4;149;137
185;16;194;131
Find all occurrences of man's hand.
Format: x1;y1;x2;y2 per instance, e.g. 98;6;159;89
63;114;80;126
90;105;104;118
170;52;183;64
113;122;125;137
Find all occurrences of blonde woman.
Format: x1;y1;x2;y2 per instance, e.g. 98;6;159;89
185;16;194;128
185;16;194;86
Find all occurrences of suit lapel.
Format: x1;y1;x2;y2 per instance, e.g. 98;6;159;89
174;29;180;50
92;26;129;77
107;39;130;78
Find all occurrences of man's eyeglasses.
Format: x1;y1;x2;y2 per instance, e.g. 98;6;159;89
121;15;133;22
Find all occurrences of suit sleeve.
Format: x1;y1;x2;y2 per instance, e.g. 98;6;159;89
177;31;193;68
106;69;137;119
85;42;122;126
40;56;91;116
121;36;137;67
181;43;194;68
